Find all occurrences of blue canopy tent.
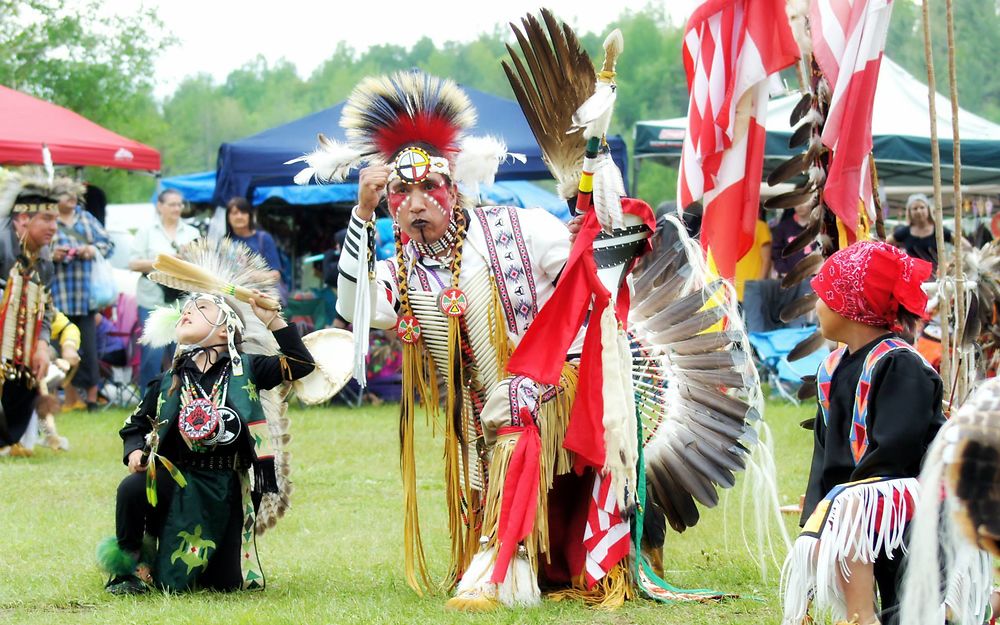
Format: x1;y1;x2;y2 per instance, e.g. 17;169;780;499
212;86;627;207
161;172;572;221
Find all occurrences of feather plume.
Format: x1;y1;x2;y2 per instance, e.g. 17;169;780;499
571;82;616;140
286;133;363;184
151;246;280;311
452;135;524;192
625;212;791;576
139;305;182;348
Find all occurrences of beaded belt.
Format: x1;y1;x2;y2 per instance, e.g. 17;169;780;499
175;453;246;471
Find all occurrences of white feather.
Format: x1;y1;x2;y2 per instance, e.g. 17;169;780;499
572;83;617;140
285;134;362;184
139;305;182;348
452;136;513;194
592;155;626;231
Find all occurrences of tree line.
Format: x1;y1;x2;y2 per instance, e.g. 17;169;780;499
2;0;998;207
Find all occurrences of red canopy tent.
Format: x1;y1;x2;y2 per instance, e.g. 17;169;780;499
0;85;161;172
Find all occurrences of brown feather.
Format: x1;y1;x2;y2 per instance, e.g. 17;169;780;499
788;122;812;149
781;251;824;289
780;292;818;323
764;188;816;209
789;91;813;126
788;329;826;362
503;11;595;195
767;153;809;186
665;331;742;355
781;217;822;259
798;375;817;400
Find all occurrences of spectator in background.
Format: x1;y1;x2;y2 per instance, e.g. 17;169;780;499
52;183;114;411
129;190;200;389
770;204;815;279
226;197;282;284
887;193;956;271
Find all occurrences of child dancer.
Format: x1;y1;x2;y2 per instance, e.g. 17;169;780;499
98;239;314;594
781;240;944;625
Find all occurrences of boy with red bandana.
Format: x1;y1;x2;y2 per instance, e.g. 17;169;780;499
781;240;944;625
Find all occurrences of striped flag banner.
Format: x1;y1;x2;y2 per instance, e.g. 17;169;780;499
812;0;894;240
583;472;631;587
678;0;799;279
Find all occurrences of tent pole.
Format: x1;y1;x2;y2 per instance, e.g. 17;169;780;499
921;0;952;398
631;157;641;197
945;0;968;400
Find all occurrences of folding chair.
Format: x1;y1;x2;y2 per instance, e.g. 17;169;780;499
98;293;143;409
748;326;829;404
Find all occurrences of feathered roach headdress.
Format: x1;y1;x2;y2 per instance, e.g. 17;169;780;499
287;70;522;194
0;168;83;219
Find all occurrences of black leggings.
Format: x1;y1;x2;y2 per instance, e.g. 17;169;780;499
0;377;37;446
69;313;99;389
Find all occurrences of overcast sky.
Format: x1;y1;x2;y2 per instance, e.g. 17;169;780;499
95;0;698;98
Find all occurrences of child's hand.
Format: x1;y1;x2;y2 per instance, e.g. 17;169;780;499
127;449;147;473
248;290;287;332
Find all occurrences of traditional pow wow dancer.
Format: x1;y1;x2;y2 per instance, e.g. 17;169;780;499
96;238;339;595
290;10;778;611
780;241;949;625
0;170;61;457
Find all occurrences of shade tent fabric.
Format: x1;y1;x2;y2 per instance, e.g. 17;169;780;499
213;86;627;206
0;85;161;171
161;171;572;221
634;58;1000;189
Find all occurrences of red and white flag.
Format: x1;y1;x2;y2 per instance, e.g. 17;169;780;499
582;473;631;588
678;0;799;279
812;0;894;240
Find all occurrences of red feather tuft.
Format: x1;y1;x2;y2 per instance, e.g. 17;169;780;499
373;112;461;159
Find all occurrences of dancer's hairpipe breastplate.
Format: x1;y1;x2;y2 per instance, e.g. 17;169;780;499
0;264;46;382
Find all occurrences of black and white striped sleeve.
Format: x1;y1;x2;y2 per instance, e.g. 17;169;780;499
335;207;400;330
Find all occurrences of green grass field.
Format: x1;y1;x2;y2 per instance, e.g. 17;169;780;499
0;397;814;625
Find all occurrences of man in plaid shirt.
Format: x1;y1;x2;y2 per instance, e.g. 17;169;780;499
51;185;114;411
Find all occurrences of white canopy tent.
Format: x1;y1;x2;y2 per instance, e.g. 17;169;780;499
633;57;1000;200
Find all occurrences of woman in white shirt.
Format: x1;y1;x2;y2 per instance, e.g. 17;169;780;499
129;190;200;388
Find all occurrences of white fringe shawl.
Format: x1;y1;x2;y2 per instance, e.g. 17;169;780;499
780;478;919;625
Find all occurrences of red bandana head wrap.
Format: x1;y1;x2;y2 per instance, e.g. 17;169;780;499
810;240;932;330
